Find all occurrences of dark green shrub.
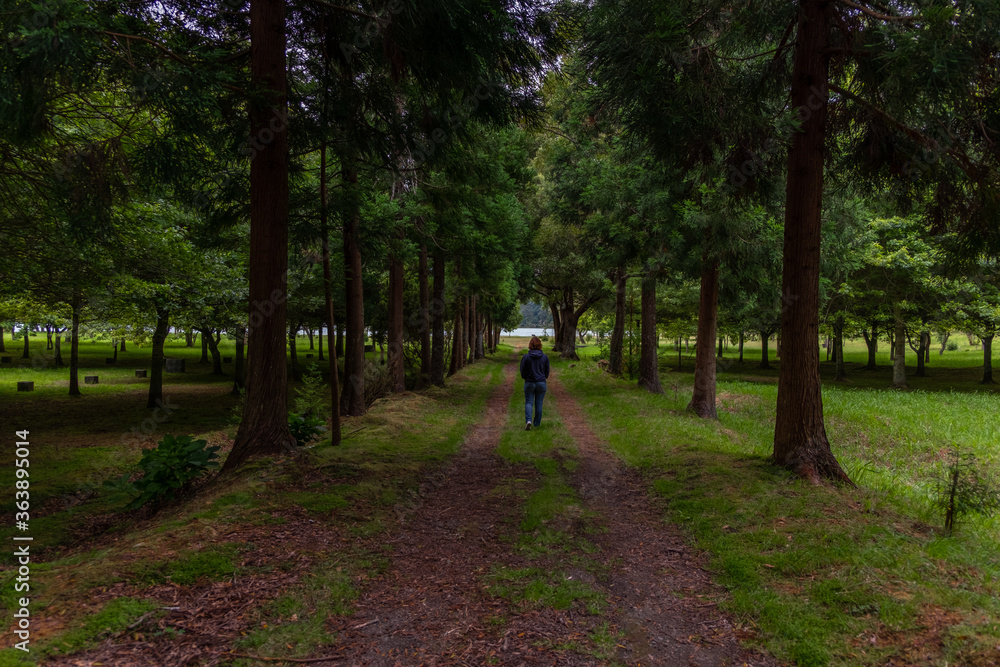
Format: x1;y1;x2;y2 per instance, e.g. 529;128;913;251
288;412;327;446
118;435;220;510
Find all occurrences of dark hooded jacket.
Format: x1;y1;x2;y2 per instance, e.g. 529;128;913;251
520;349;550;383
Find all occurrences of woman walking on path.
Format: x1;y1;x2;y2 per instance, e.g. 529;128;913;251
520;336;550;430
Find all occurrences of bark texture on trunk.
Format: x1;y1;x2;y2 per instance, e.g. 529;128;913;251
738;330;744;362
467;295;475;364
22;326;29;359
687;260;718;416
915;330;927;377
772;0;850;484
148;308;169;408
448;306;462;376
892;314;907;389
223;0;293;472
340;167;366;416
637;275;664;394
431;249;446;386
0;327;5;352
388;246;406;392
982;334;995;384
939;332;949;355
549;302;562;353
610;268;626;376
54;331;63;367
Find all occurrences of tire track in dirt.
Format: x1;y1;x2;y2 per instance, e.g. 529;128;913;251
328;359;540;665
546;371;780;667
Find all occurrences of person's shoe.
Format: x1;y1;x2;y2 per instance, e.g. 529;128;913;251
525;422;532;431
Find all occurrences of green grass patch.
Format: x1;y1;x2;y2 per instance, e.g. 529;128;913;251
485;565;605;614
556;344;1000;665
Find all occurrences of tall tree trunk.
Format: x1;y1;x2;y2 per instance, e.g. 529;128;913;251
923;331;930;363
559;296;581;361
200;327;224;375
462;295;471;367
889;330;896;361
200;329;210;363
834;315;846;381
224;0;293;471
69;294;81;396
318;326;324;361
609;269;626;376
54;330;63;367
307;327;314;349
717;335;724;359
772;0;850;483
466;295;475;364
448;306;462;376
388;242;406;392
549;301;562;352
336;325;344;358
120;338;127;352
46;326;53;350
760;332;771;370
892;311;907;389
340;165;366;416
982;333;995;384
863;323;878;369
319;142;342;445
738;330;744;362
289;322;301;382
915;329;927;377
418;243;431;385
21;325;29;359
939;331;949;355
639;275;664;394
148;307;170;408
687;260;718;415
232;324;246;395
0;326;5;352
431;248;446;386
185;330;194;347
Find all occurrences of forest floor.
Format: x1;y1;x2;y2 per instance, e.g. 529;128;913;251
7;339;1000;666
31;358;775;666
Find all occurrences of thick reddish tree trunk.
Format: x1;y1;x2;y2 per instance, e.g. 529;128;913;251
223;0;293;471
431;248;446;386
688;259;718;416
419;243;431;385
147;307;169;409
772;0;851;484
388;244;405;392
340;166;366;416
638;275;663;393
609;268;626;376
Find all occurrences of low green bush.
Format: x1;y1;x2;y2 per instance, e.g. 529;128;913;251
288;412;327;446
108;434;220;510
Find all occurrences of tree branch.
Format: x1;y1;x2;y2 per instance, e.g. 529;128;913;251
828;84;976;177
834;0;915;22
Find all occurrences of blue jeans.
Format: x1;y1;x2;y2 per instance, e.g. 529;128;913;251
524;380;546;426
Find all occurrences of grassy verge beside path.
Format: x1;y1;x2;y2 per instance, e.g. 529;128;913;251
0;352;507;665
555;346;1000;666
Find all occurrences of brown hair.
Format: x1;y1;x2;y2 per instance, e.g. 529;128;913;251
529;336;543;351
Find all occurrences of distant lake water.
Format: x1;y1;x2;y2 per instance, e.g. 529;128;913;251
502;327;552;338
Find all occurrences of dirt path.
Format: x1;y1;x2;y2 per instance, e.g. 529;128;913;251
546;372;778;666
323;363;778;666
